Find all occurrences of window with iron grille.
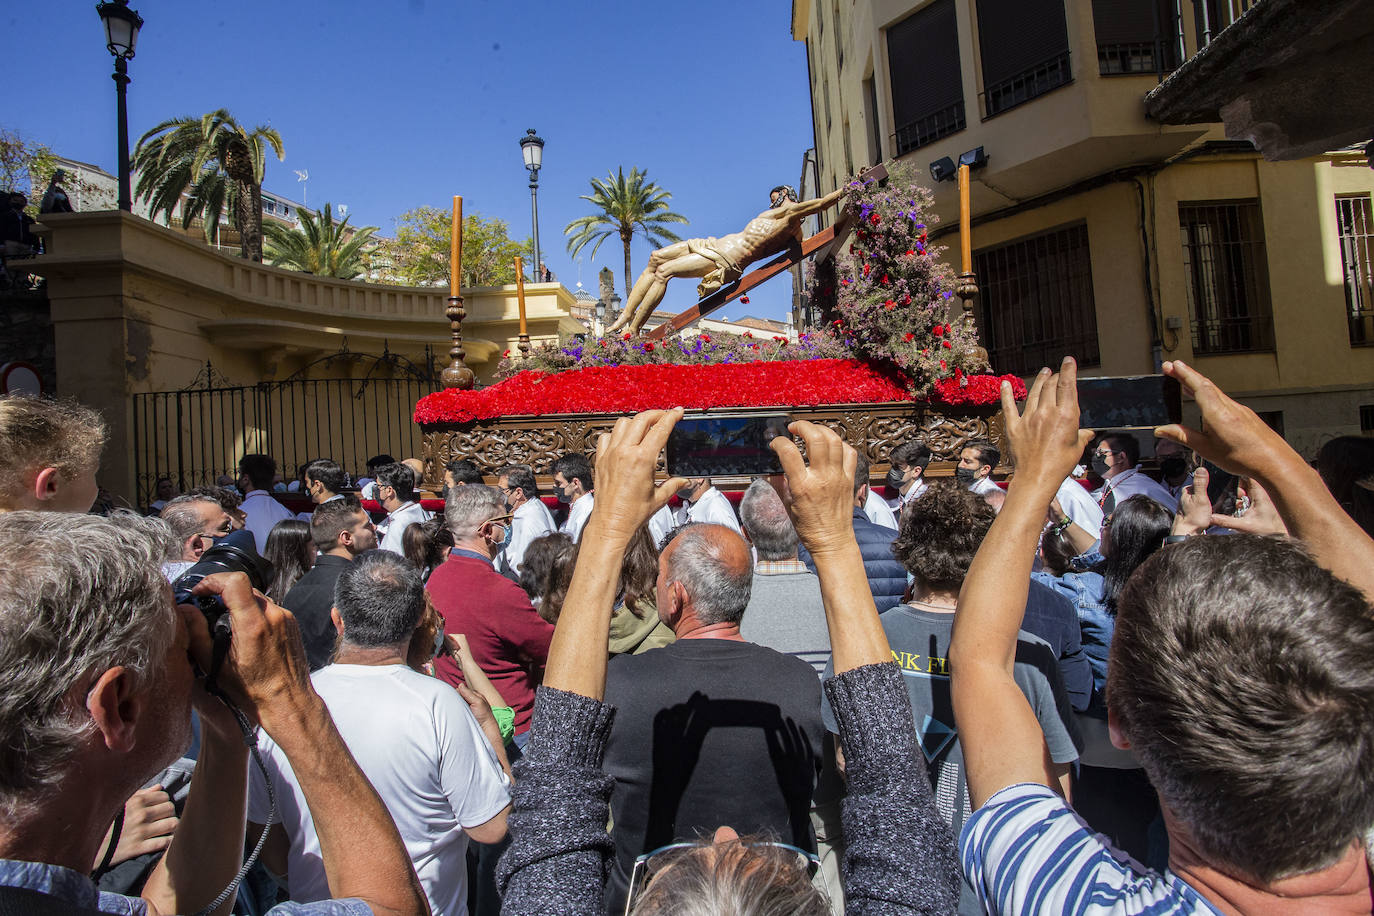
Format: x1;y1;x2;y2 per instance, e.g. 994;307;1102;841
1336;194;1374;347
1178;200;1274;354
1093;0;1179;74
1361;404;1374;434
974;223;1101;376
887;0;965;156
976;0;1072;117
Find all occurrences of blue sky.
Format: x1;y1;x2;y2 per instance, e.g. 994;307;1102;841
7;0;815;321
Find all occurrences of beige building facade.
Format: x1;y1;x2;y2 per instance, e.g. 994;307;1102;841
794;0;1374;455
29;211;582;504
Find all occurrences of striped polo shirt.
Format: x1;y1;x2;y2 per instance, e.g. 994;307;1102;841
961;783;1223;915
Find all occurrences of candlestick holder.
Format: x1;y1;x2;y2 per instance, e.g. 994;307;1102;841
517;333;531;358
441;294;475;389
954;272;991;372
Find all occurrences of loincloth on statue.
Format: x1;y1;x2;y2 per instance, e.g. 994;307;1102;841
688;237;744;299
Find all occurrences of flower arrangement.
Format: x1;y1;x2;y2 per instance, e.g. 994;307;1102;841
823;159;985;395
414;359;1025;425
494;330;851;380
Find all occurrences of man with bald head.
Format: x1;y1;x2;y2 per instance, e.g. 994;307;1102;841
600;521;827;913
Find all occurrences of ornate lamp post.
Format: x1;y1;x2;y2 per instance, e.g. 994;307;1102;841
520;129;545;283
96;0;144;212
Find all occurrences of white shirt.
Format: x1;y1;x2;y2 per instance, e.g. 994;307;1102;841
970;475;1001;497
1054;478;1104;534
647;504;677;550
561;492;595;542
502;497;556;577
678;486;742;535
379;501;432;555
1091;466;1178;512
887;477;929;511
240;489;294;553
248;664;510;916
863;488;899;531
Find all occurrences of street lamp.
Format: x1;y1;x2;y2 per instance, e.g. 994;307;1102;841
608;292;622;323
520;128;545;283
96;0;143;212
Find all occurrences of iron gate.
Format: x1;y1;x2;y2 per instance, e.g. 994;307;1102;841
132;350;439;506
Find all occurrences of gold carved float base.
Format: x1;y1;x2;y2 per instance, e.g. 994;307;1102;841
420;401;1006;491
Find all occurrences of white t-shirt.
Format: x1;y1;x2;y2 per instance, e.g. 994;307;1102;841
379;501;432;555
502;497;556;576
240;489;294;553
248;664;511;916
647;504;677;550
561;492;595;542
970;475;1001;497
1091;467;1178;513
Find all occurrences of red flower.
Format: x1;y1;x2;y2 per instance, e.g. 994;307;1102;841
922;349;930;355
869;212;880;225
901;294;912;305
905;249;915;256
503;350;511;358
700;334;711;342
932;325;944;337
862;264;871;276
942;340;953;349
833;319;844;326
903;332;915;342
740;296;750;304
743;331;754;338
881;274;890;284
644;342;655;352
884;300;896;311
940;360;947;369
411;362;1021;425
622;332;632;341
599;339;607;347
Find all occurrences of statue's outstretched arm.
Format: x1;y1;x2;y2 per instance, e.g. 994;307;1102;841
790;186;848;220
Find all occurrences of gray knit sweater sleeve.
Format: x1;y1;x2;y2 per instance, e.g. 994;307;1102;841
825;662;963;915
496;686;617;916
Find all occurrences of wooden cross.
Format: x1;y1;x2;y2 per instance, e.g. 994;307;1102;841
645;163;888;340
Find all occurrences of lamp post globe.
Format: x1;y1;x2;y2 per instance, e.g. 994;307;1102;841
96;0;144;212
520;129;545;283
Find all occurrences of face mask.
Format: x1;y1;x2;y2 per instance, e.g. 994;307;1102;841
432;620;446;659
885;468;906;490
1091;454;1112;476
1160;457;1188;479
553;485;567;503
492;522;511;550
954;467;977;486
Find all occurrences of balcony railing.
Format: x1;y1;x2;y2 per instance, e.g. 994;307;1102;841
1191;316;1274;354
984;51;1072;117
893;101;967;156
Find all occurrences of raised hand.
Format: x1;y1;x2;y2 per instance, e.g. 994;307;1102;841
1213;477;1289;536
587;408;688;544
768;420;858;559
1171;466;1214;536
1000;358;1096;493
1155;360;1299;481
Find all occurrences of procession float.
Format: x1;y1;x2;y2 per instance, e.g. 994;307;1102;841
415;162;1024;490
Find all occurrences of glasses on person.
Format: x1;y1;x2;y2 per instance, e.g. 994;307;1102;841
486;513;514;527
624;840;824;916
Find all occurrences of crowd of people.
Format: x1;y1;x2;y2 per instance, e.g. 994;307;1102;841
1;356;1372;916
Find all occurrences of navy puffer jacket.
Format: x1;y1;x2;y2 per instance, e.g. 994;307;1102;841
801;507;908;612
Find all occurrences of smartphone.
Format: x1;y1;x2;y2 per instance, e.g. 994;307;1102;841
666;414;792;478
1076;375;1182;430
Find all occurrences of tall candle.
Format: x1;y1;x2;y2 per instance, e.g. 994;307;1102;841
450;196;462;297
514;256;528;335
958;165;971;274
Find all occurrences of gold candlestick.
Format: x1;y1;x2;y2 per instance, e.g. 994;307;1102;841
442;196;474;389
514;255;531;358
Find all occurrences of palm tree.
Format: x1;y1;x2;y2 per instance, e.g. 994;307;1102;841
133;109;285;262
264;203;379;279
564;167;688;298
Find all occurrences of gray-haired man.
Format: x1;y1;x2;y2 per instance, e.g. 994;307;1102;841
0;511;429;915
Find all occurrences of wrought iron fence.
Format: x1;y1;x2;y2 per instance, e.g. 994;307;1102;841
131;350;439;508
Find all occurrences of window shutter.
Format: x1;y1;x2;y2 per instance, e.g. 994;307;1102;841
887;0;964;152
975;0;1070;88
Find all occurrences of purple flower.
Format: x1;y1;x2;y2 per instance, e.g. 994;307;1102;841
942;291;954;299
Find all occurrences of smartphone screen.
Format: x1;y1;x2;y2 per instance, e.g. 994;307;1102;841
1076;375;1182;430
666;415;792;478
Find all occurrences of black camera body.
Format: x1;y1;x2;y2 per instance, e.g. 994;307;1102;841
172;529;274;637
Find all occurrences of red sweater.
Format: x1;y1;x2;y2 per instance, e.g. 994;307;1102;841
426;549;555;735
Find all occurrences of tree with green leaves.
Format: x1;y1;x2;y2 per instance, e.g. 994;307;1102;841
264;203;379;279
132;109;284;261
375;207;532;288
564;167;688;298
0;127;62;216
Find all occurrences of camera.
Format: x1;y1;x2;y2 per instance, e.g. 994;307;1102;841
171;529;274;637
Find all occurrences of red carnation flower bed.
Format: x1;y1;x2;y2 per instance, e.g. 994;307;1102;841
414;359;1025;425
